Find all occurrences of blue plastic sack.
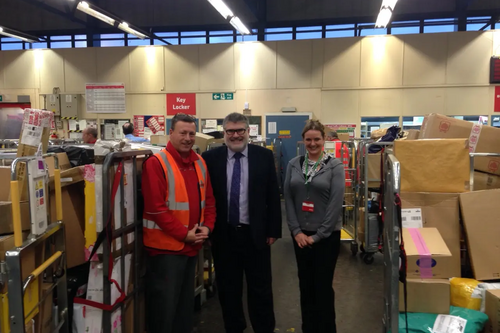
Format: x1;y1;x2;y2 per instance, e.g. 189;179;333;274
398;306;488;333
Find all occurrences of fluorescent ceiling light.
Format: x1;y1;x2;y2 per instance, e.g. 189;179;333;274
207;0;234;19
375;8;393;28
118;22;148;39
230;16;250;35
0;27;37;43
77;1;116;26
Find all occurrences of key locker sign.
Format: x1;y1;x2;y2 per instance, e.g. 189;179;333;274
133;115;166;138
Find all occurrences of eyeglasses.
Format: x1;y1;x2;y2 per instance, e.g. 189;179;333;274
225;128;247;136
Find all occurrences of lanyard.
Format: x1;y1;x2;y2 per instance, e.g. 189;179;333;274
305;151;323;186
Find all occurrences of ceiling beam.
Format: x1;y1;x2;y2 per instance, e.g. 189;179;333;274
18;0;88;27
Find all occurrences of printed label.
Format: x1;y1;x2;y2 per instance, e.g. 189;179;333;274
469;124;482;153
21;125;43;147
401;208;423;228
439;121;451;133
433;315;467;333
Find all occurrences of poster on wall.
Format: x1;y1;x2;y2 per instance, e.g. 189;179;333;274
166;93;196;116
325;123;357;138
133;115;166;138
86;83;126;113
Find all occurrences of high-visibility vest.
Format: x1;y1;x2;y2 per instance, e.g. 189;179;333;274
143;149;207;251
333;139;352;187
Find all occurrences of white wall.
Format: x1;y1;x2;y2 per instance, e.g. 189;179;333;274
0;30;498;135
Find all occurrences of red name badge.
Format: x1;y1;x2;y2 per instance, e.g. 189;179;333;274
302;201;314;212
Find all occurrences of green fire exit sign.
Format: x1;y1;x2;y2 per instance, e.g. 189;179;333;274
213;93;233;100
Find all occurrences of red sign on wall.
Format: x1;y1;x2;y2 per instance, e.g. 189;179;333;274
167;93;196;116
495;86;500;113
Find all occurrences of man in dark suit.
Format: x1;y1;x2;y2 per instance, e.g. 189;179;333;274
202;113;282;333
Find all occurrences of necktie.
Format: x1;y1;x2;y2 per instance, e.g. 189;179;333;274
229;152;243;227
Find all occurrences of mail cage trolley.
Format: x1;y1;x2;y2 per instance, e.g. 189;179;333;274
5;153;69;333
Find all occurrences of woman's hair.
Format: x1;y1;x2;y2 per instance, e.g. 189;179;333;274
302;119;326;138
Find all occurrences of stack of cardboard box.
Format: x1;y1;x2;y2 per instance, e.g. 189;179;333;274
393;114;500;327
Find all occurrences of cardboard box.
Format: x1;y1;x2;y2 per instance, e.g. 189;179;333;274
473;171;500;191
50;183;86;269
399;279;450;314
338;132;350;141
0;167;11;201
367;152;382;188
150;135;169;146
401;193;461;278
0;201;31;235
195;133;224;153
460;189;500;280
406;129;420;140
419;113;500;176
404;228;454;279
44;153;71;177
37;283;53;333
48;166;84;189
395;139;470;193
485;289;500;333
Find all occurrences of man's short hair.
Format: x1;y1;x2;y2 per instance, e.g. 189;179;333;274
86;127;98;138
223;113;249;129
328;131;339;139
171;113;196;130
122;122;134;135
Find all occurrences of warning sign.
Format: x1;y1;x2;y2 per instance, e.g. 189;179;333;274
325;123;356;138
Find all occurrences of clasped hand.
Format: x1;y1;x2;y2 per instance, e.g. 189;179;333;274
184;224;209;244
294;233;315;248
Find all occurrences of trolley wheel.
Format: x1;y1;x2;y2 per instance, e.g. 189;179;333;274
360;244;366;253
350;242;358;256
363;254;375;265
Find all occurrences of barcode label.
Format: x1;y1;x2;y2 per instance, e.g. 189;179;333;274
433;315;467;333
401;208;423;228
20;124;43;146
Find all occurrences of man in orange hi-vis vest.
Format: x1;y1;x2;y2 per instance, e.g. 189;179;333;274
142;113;216;333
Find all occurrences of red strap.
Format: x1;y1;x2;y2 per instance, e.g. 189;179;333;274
74;162;126;311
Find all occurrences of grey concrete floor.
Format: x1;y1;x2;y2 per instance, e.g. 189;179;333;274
193;207;384;333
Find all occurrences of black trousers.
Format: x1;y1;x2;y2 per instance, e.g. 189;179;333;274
145;254;197;333
213;225;275;333
293;230;341;333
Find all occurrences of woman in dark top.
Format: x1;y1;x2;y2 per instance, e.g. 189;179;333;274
284;119;345;333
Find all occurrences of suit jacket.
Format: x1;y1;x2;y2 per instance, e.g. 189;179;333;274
202;144;282;249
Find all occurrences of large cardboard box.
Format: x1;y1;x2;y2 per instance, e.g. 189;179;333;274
419;113;500;176
150;135;169;146
460;189;500;280
395;139;470;193
399;279;450;314
195;133;224;153
50;183;86;269
0;167;11;201
406;129;420;140
45;153;71;177
404;228;454;279
473;171;500;191
485;289;500;333
401;193;461;278
37;283;53;333
367;152;382;188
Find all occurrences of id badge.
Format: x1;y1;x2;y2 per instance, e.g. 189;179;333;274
302;201;314;212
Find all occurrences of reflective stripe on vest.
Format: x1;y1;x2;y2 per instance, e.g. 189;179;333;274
143;149;207;251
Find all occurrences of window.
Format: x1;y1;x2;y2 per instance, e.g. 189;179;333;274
265;27;292;33
237;35;257;42
31;42;47;49
265;33;292;41
492;116;500;128
75;41;87;48
51;35;71;41
51;41;72;48
181;31;205;37
452;115;488;125
154;38;178;45
326;24;355;30
360;27;387;36
402;116;424;130
296;31;322;40
180;37;206;45
101;40;125;47
467;23;490;31
325;30;354;38
210;30;233;36
75;35;86;40
360;117;400;138
128;39;151;46
210;36;233;44
391;22;420;35
101;34;124;39
2;43;23;50
425;25;455;33
156;32;179;38
297;26;322;32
